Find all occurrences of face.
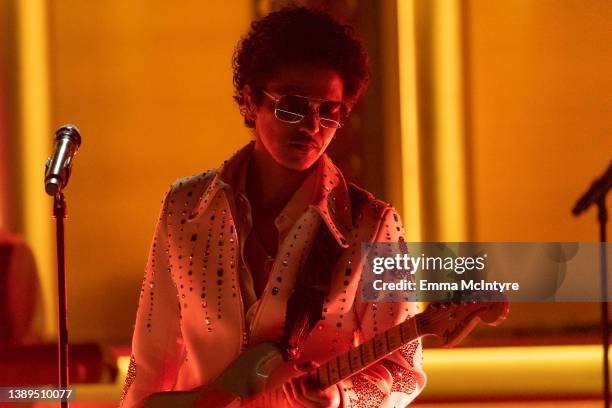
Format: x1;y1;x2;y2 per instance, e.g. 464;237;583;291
246;66;345;171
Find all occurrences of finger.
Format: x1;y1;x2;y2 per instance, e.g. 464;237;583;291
297;376;339;408
299;377;332;407
295;360;319;372
290;377;318;408
283;381;302;407
298;376;330;405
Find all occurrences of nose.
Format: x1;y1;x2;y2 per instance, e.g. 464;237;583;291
298;106;320;135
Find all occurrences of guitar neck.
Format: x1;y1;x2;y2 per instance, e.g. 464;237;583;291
315;316;420;389
240;299;508;407
241;317;420;407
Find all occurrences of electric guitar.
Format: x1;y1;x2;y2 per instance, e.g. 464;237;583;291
145;299;509;408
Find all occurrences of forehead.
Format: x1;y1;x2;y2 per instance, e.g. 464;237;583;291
266;66;344;101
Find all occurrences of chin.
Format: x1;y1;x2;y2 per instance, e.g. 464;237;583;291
275;149;320;171
280;159;315;171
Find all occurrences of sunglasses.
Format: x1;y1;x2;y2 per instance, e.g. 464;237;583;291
262;90;349;129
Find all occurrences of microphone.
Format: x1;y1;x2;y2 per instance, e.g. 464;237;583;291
44;125;82;196
572;161;612;216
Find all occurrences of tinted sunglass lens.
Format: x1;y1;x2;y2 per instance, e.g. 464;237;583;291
318;102;340;118
275;95;309;122
270;93;347;127
319;102;345;128
275;109;303;123
319;118;341;129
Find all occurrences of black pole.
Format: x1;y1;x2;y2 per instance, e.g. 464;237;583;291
572;161;611;407
598;198;609;408
53;192;69;408
45;125;80;407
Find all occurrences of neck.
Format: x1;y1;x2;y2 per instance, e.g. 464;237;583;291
247;142;315;214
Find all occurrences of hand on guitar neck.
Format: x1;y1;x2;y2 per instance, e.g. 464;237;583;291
282;361;340;408
144;297;509;408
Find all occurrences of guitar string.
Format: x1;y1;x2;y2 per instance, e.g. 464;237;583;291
245;304;494;406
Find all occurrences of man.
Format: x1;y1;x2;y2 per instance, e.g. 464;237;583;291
121;6;425;407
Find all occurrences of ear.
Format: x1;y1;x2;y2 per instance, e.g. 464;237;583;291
243;85;258;121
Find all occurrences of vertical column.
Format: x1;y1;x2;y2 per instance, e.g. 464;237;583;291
412;0;469;242
431;0;468;242
16;0;54;338
395;0;423;241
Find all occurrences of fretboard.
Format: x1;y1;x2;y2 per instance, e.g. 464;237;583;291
241;316;421;407
315;316;419;389
240;299;506;407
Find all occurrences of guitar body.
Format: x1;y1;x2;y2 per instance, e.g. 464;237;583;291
145;342;293;408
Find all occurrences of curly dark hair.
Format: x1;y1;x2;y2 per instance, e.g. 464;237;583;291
232;6;370;128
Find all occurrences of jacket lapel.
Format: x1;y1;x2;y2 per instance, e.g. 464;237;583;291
310;155;353;248
188;142;353;249
187;143;255;222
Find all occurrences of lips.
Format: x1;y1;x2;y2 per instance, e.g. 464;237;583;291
288;138;319;151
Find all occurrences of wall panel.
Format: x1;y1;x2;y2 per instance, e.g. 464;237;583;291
48;1;252;342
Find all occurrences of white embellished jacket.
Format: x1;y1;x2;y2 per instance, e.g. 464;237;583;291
121;142;426;407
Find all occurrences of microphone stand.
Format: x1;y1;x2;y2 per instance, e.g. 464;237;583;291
45;124;80;407
573;162;611;408
53;192;69;408
597;197;609;408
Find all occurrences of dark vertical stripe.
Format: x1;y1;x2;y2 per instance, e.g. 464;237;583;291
384;330;391;352
358;342;365;366
0;244;14;342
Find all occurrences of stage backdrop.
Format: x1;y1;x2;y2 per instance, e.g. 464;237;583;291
2;0;611;346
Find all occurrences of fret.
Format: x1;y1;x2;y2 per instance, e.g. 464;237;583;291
400;321;409;343
373;334;387;358
399;320;406;343
341;354;353;379
401;318;419;343
358;342;366;367
335;344;374;383
387;326;401;350
348;347;363;373
327;356;341;384
372;337;378;359
317;365;326;389
362;340;374;366
336;356;341;377
384;330;391;352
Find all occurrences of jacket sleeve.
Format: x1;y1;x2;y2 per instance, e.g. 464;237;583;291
343;208;426;408
120;186;185;407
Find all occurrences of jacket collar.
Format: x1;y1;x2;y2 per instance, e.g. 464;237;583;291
189;141;352;248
